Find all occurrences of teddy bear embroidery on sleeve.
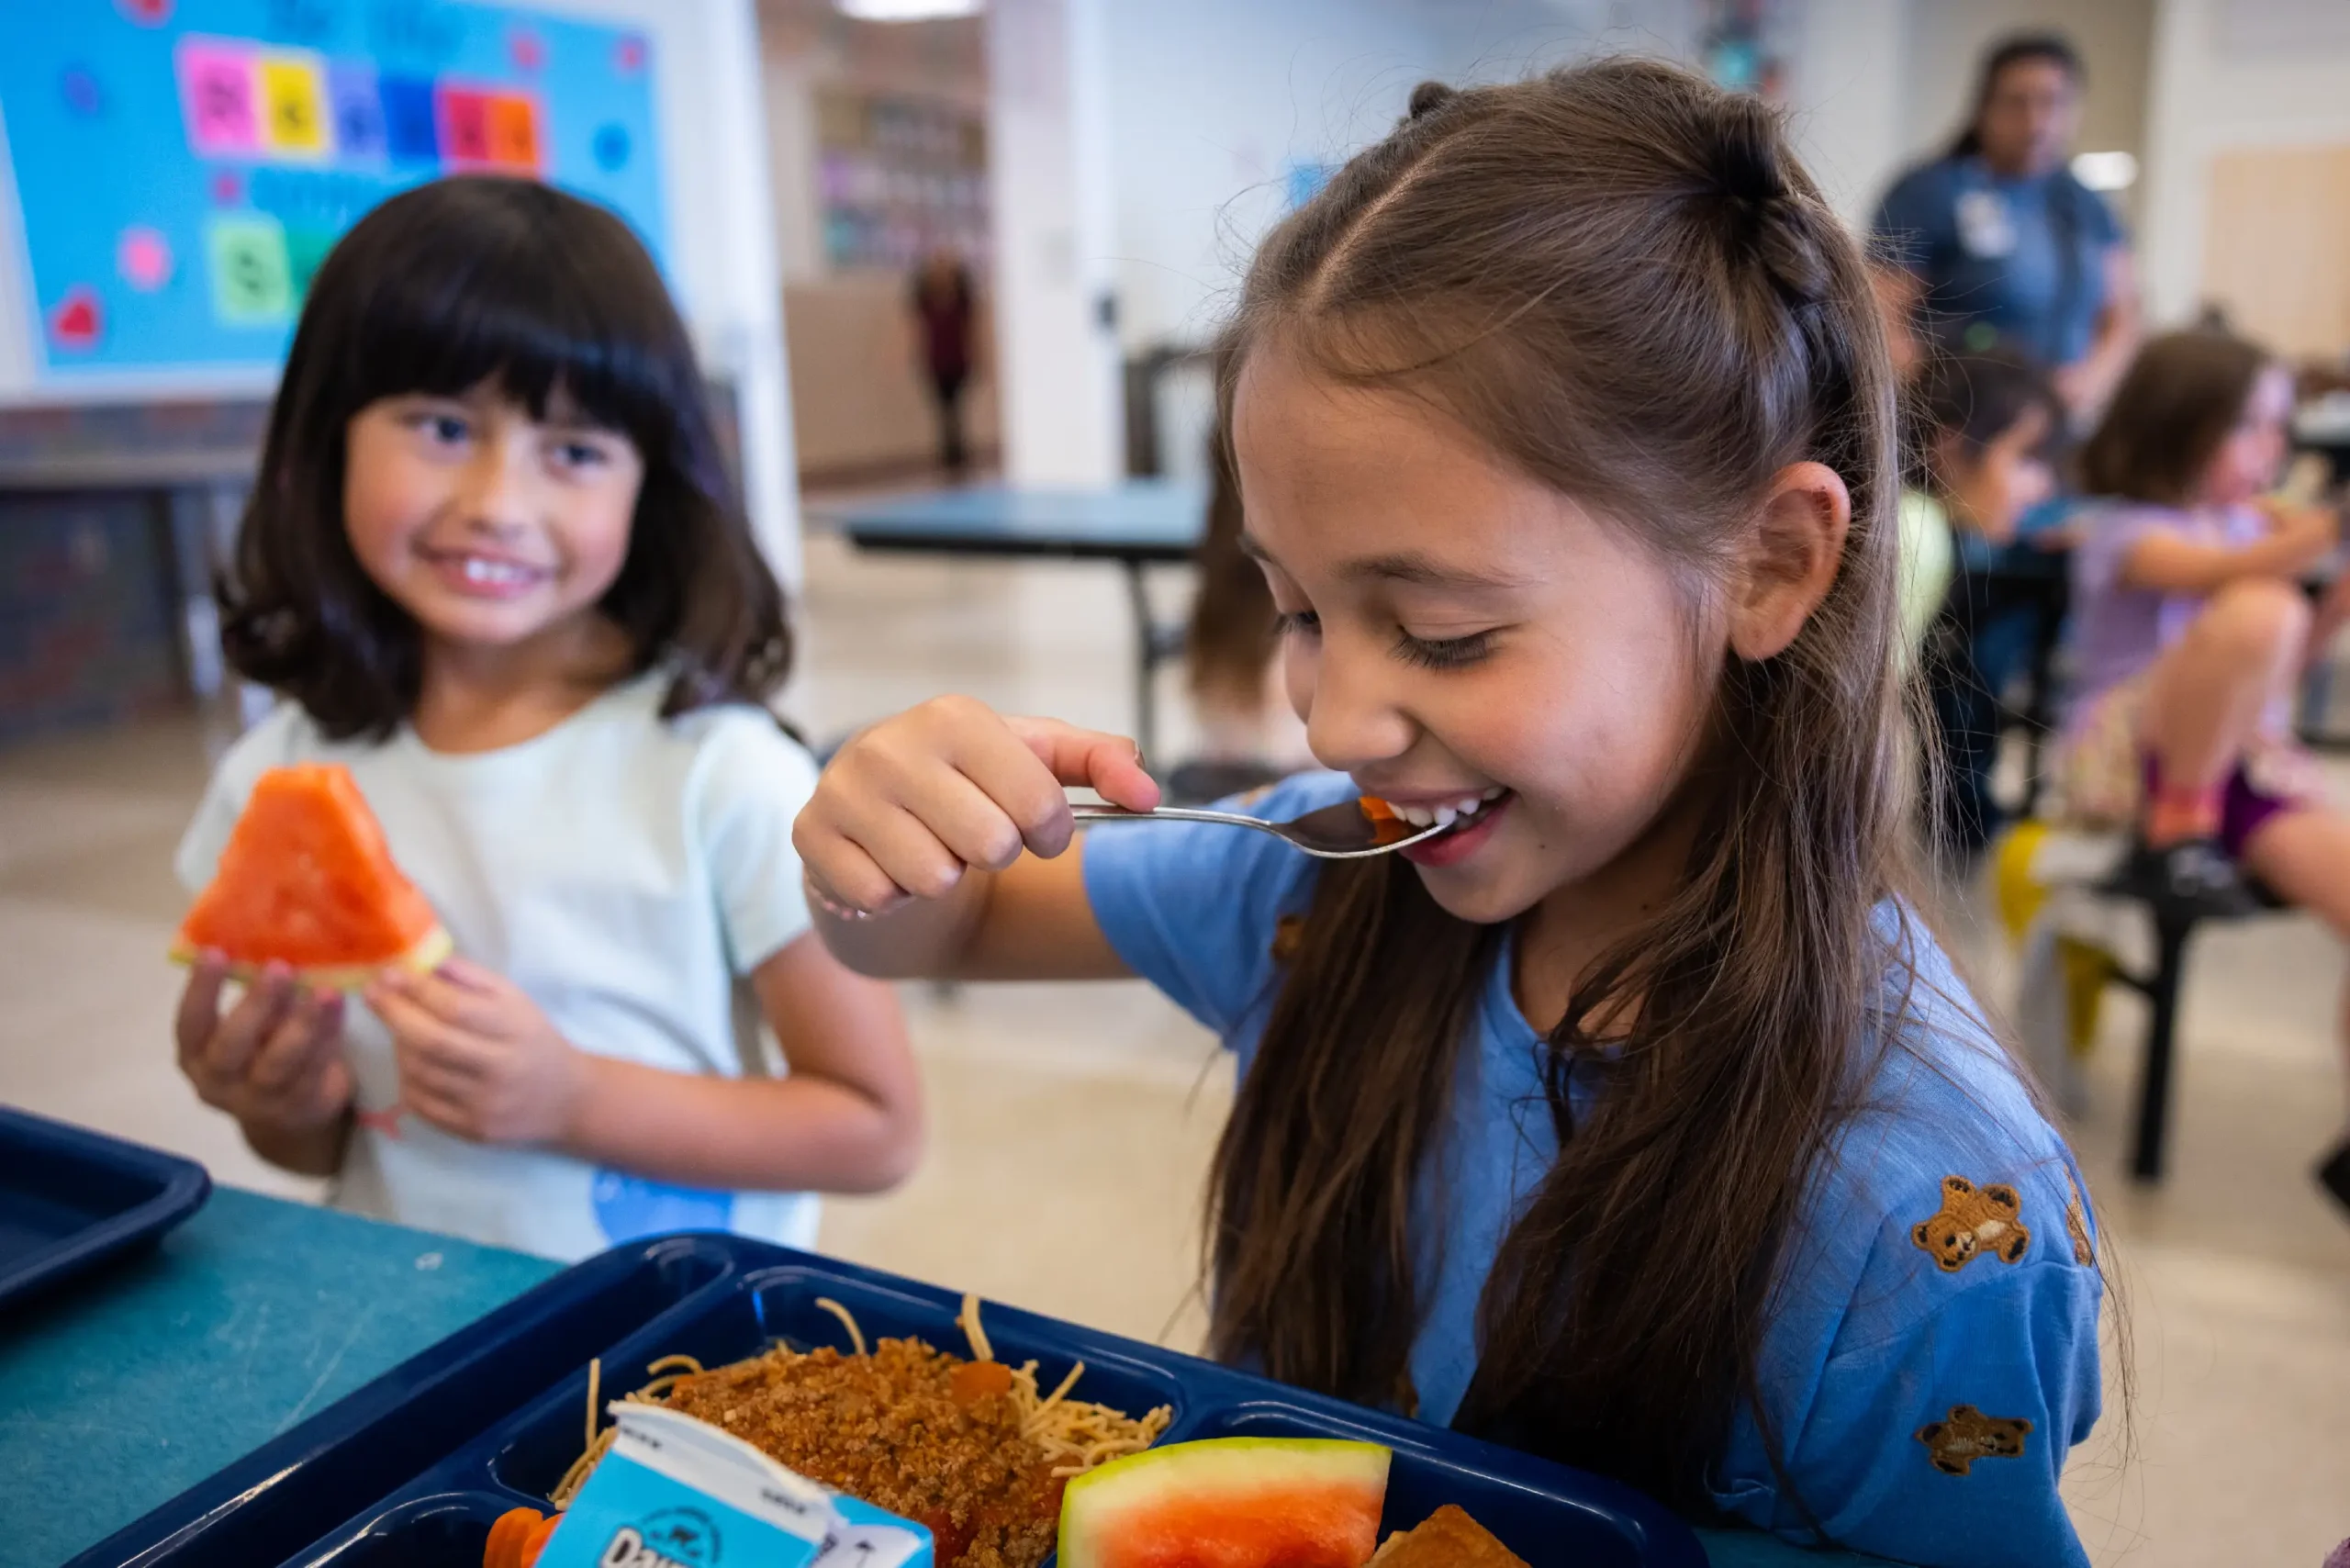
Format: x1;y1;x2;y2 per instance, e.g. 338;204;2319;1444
1910;1175;2031;1272
1916;1404;2033;1475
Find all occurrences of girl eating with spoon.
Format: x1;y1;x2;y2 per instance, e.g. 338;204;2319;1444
795;62;2108;1567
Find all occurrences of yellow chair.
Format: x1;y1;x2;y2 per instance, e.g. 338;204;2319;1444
1993;821;2113;1058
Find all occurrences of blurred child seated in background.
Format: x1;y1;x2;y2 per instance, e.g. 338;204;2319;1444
2053;329;2350;1213
1906;346;2065;857
173;178;921;1260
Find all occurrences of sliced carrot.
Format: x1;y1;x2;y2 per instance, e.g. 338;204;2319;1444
518;1511;564;1567
485;1506;543;1568
1360;796;1401;825
950;1359;1014;1402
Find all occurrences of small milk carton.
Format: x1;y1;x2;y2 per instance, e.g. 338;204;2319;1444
534;1403;934;1568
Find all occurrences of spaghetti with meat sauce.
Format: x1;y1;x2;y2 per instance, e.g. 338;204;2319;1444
551;1294;1171;1568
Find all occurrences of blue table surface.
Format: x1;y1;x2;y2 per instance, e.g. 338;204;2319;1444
819;479;1207;551
0;1185;1873;1568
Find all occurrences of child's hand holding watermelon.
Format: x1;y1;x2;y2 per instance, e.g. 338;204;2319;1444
366;958;589;1148
174;954;355;1176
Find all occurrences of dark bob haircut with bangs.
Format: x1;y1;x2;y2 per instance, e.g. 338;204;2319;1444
220;175;790;740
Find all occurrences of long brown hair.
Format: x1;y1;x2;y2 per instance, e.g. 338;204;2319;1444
2078;329;2271;506
1206;62;1908;1514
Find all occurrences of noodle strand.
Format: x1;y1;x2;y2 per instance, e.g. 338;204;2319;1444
956;1291;993;1364
814;1297;867;1359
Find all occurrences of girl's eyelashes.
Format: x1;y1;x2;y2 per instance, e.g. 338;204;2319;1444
1395;628;1496;670
551;438;612;470
403;409;473;445
1277;606;1496;669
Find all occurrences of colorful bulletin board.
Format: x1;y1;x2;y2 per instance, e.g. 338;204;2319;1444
814;88;986;274
0;0;667;381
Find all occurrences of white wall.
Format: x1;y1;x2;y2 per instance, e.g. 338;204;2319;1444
989;0;1123;485
1097;0;1698;355
1097;0;1438;355
2141;0;2350;326
1784;0;1909;226
1097;0;2002;353
763;50;825;286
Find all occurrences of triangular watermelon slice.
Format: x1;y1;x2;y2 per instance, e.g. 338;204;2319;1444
1058;1436;1391;1568
173;764;450;989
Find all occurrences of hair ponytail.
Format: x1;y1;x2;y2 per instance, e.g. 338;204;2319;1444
1706;99;1833;309
1405;80;1457;120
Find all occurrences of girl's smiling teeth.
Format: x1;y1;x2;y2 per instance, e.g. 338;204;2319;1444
1383;786;1507;831
422;546;551;594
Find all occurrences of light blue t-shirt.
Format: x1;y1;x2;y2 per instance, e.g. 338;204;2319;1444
1083;771;2103;1568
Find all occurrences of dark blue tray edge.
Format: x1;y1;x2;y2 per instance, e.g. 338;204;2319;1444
0;1106;212;1314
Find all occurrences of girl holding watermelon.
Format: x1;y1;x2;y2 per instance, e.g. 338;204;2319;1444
173;177;923;1261
795;63;2109;1567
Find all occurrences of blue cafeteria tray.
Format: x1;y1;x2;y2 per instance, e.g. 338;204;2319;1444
0;1106;210;1313
71;1234;1707;1568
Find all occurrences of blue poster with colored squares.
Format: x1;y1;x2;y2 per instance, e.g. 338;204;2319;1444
0;0;666;379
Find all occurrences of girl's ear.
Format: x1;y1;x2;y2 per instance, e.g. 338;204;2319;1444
1728;460;1851;662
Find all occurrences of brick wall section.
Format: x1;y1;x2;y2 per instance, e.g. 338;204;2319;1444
0;494;185;746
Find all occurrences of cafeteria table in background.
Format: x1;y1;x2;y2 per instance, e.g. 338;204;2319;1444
814;481;1207;759
4;1184;1890;1568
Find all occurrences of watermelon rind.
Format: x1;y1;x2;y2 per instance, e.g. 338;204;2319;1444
1058;1436;1392;1567
168;921;454;991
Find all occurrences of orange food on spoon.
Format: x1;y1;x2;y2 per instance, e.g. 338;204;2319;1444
1360;795;1416;845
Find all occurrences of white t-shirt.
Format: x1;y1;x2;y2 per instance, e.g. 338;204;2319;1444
174;671;824;1260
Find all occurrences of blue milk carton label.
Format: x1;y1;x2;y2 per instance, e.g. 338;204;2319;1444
535;1403;933;1568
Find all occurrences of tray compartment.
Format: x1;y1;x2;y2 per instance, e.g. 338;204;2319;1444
1185;1399;1707;1568
491;1264;1193;1503
285;1491;519;1567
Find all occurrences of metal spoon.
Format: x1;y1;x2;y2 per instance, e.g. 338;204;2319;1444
1069;799;1450;859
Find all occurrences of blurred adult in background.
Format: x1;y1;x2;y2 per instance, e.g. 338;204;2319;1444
909;248;979;477
1872;33;2139;422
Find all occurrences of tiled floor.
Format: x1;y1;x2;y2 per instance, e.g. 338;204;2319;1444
2;523;2345;1564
